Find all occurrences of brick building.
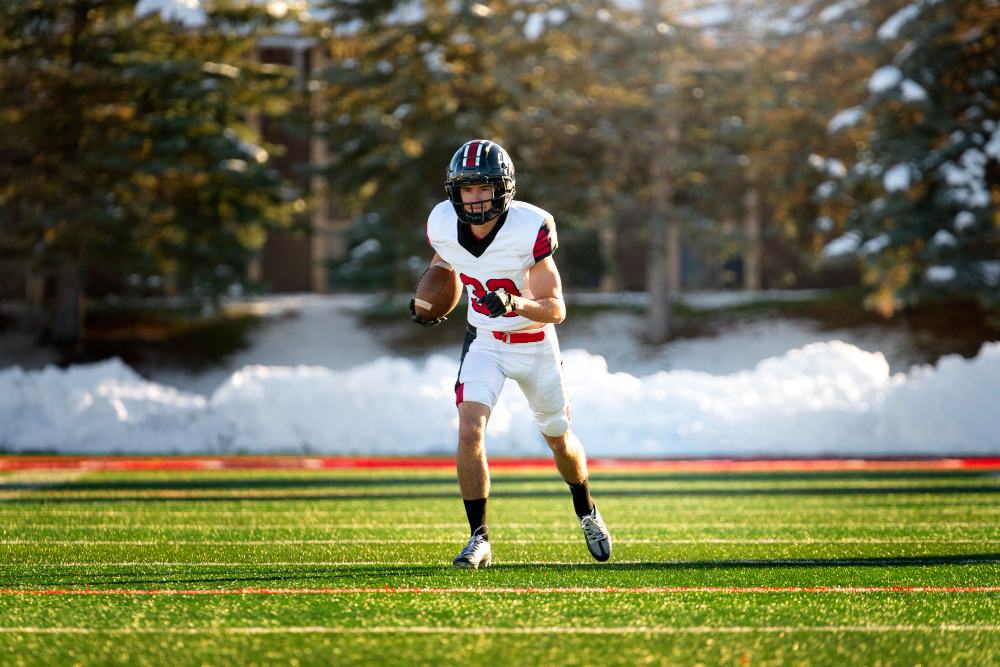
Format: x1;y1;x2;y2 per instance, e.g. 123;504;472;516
252;36;350;293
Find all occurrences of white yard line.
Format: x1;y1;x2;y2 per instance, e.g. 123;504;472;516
2;503;998;517
4;538;1000;546
7;523;470;530
4;561;618;567
8;585;1000;594
6;521;1000;530
2;625;999;634
9;560;396;569
6;555;1000;567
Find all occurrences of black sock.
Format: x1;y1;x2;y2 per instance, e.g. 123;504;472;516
463;498;488;540
568;479;595;518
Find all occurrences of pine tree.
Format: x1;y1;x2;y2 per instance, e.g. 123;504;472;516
316;0;539;290
317;0;709;297
0;0;299;343
812;0;1000;314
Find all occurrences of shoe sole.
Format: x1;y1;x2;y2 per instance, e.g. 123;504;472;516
586;538;612;562
453;555;492;569
588;543;612;562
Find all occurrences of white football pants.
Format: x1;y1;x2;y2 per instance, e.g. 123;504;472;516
455;323;572;437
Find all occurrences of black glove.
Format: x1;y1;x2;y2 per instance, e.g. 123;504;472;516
409;298;446;327
479;289;517;318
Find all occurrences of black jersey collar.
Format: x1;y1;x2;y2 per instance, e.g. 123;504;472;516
457;211;508;258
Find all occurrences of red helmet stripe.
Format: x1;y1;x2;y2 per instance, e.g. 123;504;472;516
465;141;479;167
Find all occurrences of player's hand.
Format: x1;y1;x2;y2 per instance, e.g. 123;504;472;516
409;298;446;327
479;289;518;318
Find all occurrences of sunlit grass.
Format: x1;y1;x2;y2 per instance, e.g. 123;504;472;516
2;464;998;665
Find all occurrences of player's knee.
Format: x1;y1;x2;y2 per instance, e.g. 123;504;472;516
458;419;485;448
535;409;571;438
458;402;490;447
543;419;570;439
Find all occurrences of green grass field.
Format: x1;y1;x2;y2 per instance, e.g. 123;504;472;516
2;461;1000;666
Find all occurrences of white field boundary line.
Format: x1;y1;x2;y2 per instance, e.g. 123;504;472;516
0;498;963;508
3;625;1000;635
6;554;1000;567
5;538;1000;546
6;562;394;567
9;522;1000;530
4;586;1000;594
2;502;998;516
4;488;996;500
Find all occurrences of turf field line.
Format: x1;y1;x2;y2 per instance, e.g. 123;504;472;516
5;455;999;473
2;624;1000;635
20;561;391;566
6;538;1000;545
7;486;1000;503
6;586;1000;594
10;521;1000;529
4;501;999;515
8;523;471;530
14;555;1000;567
5;559;738;566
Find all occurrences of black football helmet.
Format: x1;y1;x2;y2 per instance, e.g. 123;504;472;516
445;140;515;225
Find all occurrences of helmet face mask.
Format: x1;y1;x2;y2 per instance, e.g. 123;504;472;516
445;140;515;225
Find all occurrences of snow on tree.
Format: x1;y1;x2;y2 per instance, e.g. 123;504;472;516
811;0;1000;315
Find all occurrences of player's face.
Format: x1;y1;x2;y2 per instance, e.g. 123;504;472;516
460;184;494;216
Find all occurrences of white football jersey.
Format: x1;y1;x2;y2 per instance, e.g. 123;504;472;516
426;199;558;332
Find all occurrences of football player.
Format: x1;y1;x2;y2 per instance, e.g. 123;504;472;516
411;139;612;569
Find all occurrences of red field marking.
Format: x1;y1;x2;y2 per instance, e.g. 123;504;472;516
4;586;1000;595
2;456;1000;473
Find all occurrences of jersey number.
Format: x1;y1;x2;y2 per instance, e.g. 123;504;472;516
460;274;522;317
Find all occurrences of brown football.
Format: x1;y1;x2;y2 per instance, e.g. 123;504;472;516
413;261;462;322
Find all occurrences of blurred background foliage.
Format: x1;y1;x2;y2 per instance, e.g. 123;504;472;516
1;0;998;345
318;0;999;315
0;0;301;342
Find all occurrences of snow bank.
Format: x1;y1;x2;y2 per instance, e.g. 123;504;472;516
3;342;999;457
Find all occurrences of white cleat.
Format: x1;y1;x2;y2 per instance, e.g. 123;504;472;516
453;526;492;569
580;506;612;562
